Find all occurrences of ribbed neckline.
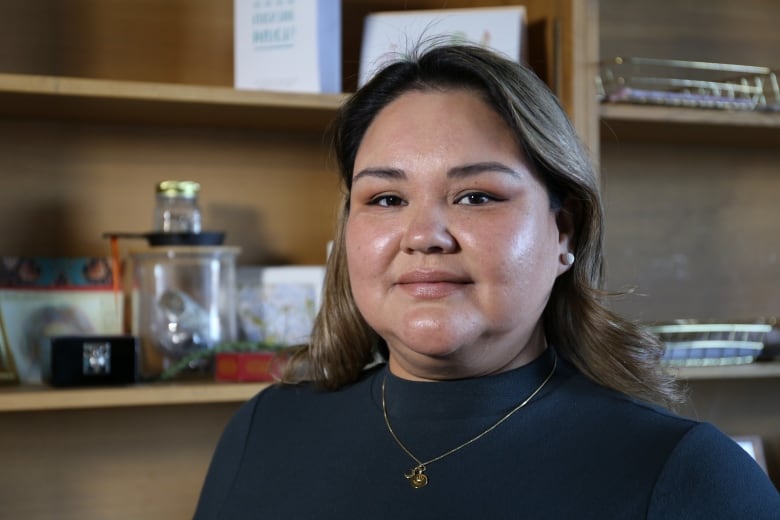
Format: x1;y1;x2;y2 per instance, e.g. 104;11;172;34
372;348;558;421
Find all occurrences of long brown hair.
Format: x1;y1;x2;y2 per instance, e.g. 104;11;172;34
282;44;680;408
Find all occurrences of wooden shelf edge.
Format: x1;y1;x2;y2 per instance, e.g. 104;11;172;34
0;380;270;412
600;103;780;128
3;359;779;412
0;73;349;131
669;362;780;381
600;103;780;145
0;73;349;110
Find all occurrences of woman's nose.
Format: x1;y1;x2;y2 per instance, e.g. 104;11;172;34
400;204;458;254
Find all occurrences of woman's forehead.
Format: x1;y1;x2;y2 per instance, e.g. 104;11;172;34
353;90;524;173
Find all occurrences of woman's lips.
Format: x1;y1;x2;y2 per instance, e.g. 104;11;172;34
395;271;472;298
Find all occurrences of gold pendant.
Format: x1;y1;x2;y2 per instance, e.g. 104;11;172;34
405;465;428;488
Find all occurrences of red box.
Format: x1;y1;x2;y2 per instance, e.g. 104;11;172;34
214;351;287;382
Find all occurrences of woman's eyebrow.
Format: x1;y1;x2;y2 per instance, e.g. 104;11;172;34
352;162;522;183
352;167;406;184
447;161;523;179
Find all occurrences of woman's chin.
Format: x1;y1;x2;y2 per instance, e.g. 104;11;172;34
389;327;477;361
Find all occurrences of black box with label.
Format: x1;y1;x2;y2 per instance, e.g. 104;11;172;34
44;335;139;387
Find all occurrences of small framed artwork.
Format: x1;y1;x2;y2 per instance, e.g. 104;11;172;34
0;316;18;383
0;257;123;384
236;266;326;347
732;435;768;474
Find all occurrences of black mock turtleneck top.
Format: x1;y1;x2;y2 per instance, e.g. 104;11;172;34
194;349;780;519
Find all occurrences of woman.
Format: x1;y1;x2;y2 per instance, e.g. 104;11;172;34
195;44;779;518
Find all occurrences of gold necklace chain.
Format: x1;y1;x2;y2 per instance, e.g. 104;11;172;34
381;353;557;489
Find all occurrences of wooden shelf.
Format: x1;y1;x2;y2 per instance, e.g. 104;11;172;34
670;362;780;381
3;360;779;413
601;103;780;128
0;380;270;412
600;103;780;145
0;73;349;131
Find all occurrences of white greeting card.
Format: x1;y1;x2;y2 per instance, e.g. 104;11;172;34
359;7;526;87
234;0;341;93
236;266;326;346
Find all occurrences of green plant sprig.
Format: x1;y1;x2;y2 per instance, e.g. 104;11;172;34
159;341;288;381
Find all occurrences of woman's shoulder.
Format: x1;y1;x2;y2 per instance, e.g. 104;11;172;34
549;360;715;458
554;359;694;426
247;363;384;415
648;421;780;517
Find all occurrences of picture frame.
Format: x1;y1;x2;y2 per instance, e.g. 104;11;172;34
236;265;326;347
0;290;124;384
732;435;768;474
0;256;123;384
0;314;18;383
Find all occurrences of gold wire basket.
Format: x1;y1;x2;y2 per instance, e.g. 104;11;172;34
598;57;780;111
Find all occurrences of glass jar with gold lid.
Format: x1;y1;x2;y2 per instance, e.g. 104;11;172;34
153;180;202;233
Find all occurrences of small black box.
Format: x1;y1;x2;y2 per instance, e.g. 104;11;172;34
44;335;139;387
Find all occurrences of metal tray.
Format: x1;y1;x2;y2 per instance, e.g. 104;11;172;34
598;57;780;111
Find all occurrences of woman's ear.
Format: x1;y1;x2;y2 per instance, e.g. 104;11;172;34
555;197;577;274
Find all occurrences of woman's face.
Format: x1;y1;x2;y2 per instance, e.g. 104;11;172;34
346;89;573;381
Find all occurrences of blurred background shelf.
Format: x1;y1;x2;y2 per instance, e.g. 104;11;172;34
600;103;780;145
601;103;780;128
0;380;269;412
672;362;780;380
0;73;347;131
2;360;777;414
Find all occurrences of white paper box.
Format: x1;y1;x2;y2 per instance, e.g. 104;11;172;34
236;266;326;346
234;0;341;93
359;7;526;87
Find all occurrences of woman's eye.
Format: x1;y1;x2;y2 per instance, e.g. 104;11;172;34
369;194;405;207
456;192;496;205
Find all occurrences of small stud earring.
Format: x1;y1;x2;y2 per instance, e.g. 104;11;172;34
562;252;575;266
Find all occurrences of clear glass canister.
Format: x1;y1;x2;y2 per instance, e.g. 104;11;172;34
154;180;203;233
131;246;240;378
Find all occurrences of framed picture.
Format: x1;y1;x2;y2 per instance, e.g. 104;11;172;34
0;256;123;384
0;315;17;383
0;290;123;384
236;266;326;346
732;435;768;473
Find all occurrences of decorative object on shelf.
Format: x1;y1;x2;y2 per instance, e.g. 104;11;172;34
234;0;341;93
105;179;226;248
42;335;138;387
236;265;325;347
160;340;287;381
647;318;780;367
214;349;288;383
104;231;225;247
0;316;17;383
131;246;241;379
598;57;780;111
154;180;202;233
359;6;527;87
0;257;123;384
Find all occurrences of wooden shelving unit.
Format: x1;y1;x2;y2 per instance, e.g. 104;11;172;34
598;0;780;489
